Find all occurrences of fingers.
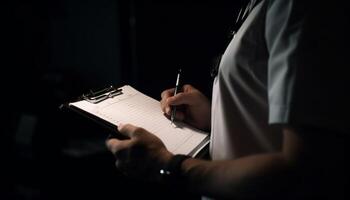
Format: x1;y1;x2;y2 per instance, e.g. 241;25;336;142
161;88;175;99
160;101;172;115
160;84;194;100
106;138;133;155
167;92;196;106
160;88;175;114
160;85;196;113
106;139;131;175
182;84;194;92
117;123;146;138
107;123;144;155
106;128;135;171
162;93;189;116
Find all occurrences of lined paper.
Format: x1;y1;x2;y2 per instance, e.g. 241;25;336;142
70;85;208;155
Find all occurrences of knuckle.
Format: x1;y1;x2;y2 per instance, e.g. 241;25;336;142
183;84;191;89
174;93;184;101
166;98;173;106
119;124;129;132
161;91;166;98
133;127;142;133
161;89;172;98
132;127;145;136
107;140;118;152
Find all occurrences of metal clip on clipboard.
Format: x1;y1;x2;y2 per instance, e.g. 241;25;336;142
82;85;123;104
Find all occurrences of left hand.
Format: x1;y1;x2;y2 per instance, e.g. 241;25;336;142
106;123;173;179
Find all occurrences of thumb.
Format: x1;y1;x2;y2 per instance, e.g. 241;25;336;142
117;123;139;138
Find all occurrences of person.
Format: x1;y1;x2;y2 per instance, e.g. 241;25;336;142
106;0;347;199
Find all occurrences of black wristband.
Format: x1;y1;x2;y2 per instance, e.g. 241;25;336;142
160;154;191;184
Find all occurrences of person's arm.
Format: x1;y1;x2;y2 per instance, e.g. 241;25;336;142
106;123;310;199
180;126;303;199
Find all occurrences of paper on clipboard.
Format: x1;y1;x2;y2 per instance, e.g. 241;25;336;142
69;85;209;157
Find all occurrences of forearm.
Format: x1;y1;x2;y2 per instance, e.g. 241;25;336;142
182;153;293;199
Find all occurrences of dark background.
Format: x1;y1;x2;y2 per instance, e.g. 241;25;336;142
3;0;244;199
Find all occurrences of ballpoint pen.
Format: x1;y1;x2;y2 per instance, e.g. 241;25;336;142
171;69;181;124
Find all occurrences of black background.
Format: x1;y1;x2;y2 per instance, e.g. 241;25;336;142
3;0;244;199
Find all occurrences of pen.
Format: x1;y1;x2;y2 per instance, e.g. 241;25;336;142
171;69;181;124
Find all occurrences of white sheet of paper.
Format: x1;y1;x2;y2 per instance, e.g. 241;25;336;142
70;85;208;155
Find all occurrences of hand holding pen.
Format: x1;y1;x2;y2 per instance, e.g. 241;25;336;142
160;80;212;131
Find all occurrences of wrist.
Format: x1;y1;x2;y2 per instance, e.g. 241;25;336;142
160;154;192;185
158;149;173;167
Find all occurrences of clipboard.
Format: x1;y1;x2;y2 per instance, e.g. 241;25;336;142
60;85;127;139
60;85;210;157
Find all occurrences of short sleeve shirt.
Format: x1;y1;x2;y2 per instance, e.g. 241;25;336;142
210;0;349;160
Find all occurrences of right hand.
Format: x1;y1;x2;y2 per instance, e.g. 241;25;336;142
160;84;211;131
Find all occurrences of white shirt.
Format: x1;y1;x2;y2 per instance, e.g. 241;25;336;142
210;0;349;160
210;1;282;160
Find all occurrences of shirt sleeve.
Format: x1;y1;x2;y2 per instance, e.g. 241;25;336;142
265;0;349;133
265;0;305;124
